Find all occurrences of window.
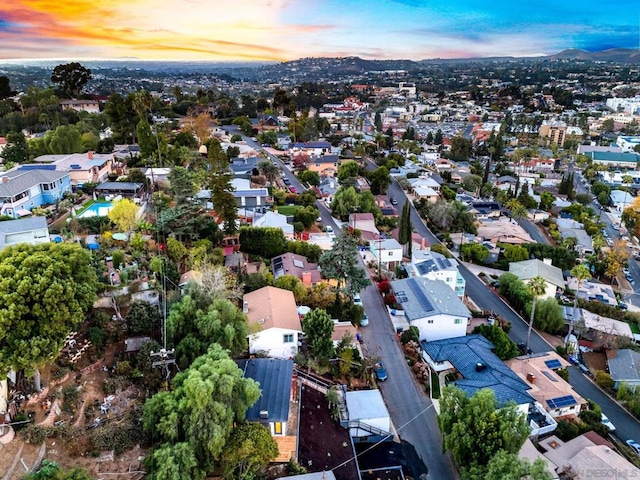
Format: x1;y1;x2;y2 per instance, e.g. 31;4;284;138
274;422;283;435
427;319;434;324
454;318;462;324
388;251;394;256
42;183;50;191
283;334;294;343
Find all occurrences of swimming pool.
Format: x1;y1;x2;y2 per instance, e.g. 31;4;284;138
78;202;113;218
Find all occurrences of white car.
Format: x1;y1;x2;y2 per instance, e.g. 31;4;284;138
325;226;334;235
354;293;362;305
601;413;616;432
626;439;640;456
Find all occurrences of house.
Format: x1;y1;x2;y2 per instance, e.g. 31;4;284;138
290;141;331;157
349;212;379;239
610;189;635;212
95;182;144;199
243;286;303;359
606;349;640;391
390;277;471;341
59;99;101;113
565;279;617;306
306;154;340;177
496;175;518;190
0;216;50;251
370;238;403;271
252;114;280;131
468;201;501;220
562;307;635;344
477;218;534;245
276;134;292;150
230;157;261;179
540;432;640;480
178;270;203;293
0;169;71;218
271;252;322;286
509;259;565;299
527;209;550;223
406;248;465;298
30;151;114;187
420;334;556;436
505;352;586;418
253;211;294;240
236;358;298;462
344;389;392;442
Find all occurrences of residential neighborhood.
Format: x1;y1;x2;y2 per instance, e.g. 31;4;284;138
1;54;640;480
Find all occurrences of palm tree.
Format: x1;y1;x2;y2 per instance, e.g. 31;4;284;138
525;276;548;353
568;264;591;348
506;198;528;221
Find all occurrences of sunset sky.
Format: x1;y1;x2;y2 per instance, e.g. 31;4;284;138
1;0;639;61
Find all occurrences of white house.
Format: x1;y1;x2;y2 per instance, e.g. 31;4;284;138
391;277;471;341
243;286;303;359
509;258;565;299
0;216;50;251
610;189;634;213
406;248;465;298
253;211;294;239
370;238;403;270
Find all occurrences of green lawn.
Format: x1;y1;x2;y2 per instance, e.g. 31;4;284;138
277;205;301;216
629;322;640;335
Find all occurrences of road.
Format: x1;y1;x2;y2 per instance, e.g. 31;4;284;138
517;218;550;244
389;173;640;446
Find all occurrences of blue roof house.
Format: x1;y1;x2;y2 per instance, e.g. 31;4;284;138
0;168;71;218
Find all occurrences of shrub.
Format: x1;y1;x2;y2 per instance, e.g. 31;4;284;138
21;425;55;444
62;385;79;414
595;370;615;389
400;326;420;344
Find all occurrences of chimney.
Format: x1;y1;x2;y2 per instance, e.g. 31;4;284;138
259;410;269;419
243;301;249;314
87;151;94;159
526;373;536;384
421;238;427;250
1;176;8;183
302;271;312;286
542;258;552;265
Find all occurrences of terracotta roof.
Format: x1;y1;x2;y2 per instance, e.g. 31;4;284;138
243;286;301;331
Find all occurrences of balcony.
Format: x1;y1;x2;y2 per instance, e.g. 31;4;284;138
527;402;557;437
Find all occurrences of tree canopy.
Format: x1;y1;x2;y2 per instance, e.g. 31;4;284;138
50;62;92;97
318;230;371;297
0;243;98;375
301;308;335;365
220;422;279;480
143;344;261;478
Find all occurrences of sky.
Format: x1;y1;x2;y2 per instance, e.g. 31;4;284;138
0;0;639;62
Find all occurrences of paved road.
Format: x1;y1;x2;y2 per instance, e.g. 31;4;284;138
518;218;550;245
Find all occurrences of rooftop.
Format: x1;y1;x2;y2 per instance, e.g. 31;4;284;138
236;358;294;423
391;277;470;320
243;286;302;332
606;349;640;382
509;259;565;289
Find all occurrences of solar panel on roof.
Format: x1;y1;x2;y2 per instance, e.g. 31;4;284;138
544;359;562;369
408;278;434;312
546;395;576;409
541;371;558;382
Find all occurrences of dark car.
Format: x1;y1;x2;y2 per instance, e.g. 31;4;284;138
390;197;398;205
283;178;291;185
374;362;388;381
517;342;532;355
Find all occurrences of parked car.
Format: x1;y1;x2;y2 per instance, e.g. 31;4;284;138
601;413;616;432
374;362;388;381
390;197;398;205
354;293;362;305
626;439;640;456
360;314;369;327
618;302;629;310
579;363;590;375
289;187;298;194
283;178;291;185
325;226;334;235
517;342;532;355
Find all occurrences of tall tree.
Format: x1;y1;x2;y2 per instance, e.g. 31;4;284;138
568;264;590;343
208;140;238;234
505;198;528;221
0;75;14;99
465;450;553;480
0;243;98;375
0;131;29;164
108;198;139;233
301;308;335;365
50;62;92;97
143;344;261;478
318;231;371;297
369;166;391;195
525;276;547;353
439;386;529;471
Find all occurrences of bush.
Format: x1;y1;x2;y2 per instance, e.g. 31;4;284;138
62;385;79;414
88;416;145;454
430;244;452;258
595;370;615;389
21;425;55;444
556;367;569;382
400;326;420;344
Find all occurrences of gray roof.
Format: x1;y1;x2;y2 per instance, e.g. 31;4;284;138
0;217;48;249
509;259;565;289
421;334;534;406
95;182;142;192
607;349;640;383
0;170;68;198
391;277;471;320
236;358;293;423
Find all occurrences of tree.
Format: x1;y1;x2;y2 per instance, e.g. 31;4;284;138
472;324;519;360
0;75;13;99
318;231;371;297
460;243;489;263
220;422;279;480
258;160;278;185
108;198;139;233
605;240;627;285
465;450;553;480
450;136;473;161
145;442;200;480
239;226;287;259
534;297;564;333
503;244;529;263
274;275;308;303
525;276;547;352
398;202;412;255
462;174;482;194
51;62;92;97
0;243;98;375
126;300;161;336
301;309;335;365
539;191;555;211
439;386;529;469
143;344;261;478
24;460;94;480
505;198;528;221
338;160;359;182
298;169;319;186
569;265;590;341
208;140;238;234
369;166;391;195
0;131;29;164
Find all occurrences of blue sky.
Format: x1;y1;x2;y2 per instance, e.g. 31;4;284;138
0;0;638;61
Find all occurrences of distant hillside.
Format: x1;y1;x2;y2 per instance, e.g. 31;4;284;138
550;48;640;63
